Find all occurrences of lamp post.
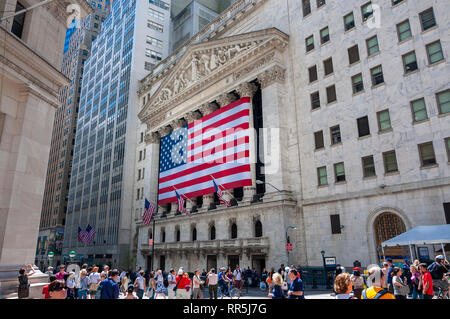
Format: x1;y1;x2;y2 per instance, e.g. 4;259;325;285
69;251;76;264
321;250;330;289
285;226;297;265
48;251;54;269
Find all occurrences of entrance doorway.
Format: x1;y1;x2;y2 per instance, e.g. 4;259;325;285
228;255;240;269
207;255;217;271
252;255;266;273
159;255;166;271
374;212;407;261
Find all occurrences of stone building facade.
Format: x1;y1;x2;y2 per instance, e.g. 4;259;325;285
0;0;92;297
135;0;450;272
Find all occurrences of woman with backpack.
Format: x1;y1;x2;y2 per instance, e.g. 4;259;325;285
350;268;364;299
410;265;423;299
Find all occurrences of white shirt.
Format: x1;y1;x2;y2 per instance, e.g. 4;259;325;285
167;274;176;289
136;276;145;290
233;270;242;281
207;273;218;285
88;272;100;285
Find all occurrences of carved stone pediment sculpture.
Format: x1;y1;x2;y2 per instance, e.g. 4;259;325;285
138;28;289;129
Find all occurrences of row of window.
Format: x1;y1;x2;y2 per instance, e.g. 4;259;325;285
316;139;450;187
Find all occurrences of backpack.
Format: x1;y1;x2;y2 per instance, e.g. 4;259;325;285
362;288;389;299
163;277;169;288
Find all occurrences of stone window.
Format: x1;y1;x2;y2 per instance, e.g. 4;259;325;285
176;228;180;242
361;2;373;22
255;220;263;238
323;58;333;76
192;227;197;241
397;20;412;42
305;35;314;52
426;41;444;65
402;51;418;74
314;131;324;150
317;0;326;8
161;228;166;243
308;65;318;83
320;26;330;44
330;125;341;145
334;162;346;183
348;45;360;64
436;89;450;115
411;98;428;122
317;166;328;186
302;0;311;17
418;142;437;167
445;138;450;162
370;65;384;86
383;151;398;174
419;8;436;31
362;155;376;178
231;223;238;239
344;12;355;31
11;2;26;39
377;110;392;132
210;225;216;240
352;73;364;94
366;35;379;56
311;91;320;110
357;116;370;137
392;0;404;6
330;214;341;234
326;85;337;104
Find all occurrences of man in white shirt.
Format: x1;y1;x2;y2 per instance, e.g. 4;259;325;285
167;269;177;299
134;271;146;299
233;265;243;294
206;268;218;299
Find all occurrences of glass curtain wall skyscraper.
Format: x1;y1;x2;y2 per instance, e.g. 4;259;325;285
63;0;171;267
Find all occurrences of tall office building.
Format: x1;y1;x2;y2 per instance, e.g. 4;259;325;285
36;1;113;269
62;0;171;267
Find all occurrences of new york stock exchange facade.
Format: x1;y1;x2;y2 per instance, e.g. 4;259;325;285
133;0;450;272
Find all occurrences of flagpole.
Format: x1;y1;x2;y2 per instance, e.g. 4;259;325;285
151;217;156;272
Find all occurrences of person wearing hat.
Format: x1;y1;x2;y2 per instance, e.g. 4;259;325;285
427;255;449;299
175;268;192;299
88;266;101;299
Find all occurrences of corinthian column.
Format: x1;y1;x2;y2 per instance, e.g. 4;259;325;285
235;82;258;202
216;93;237;108
198;102;218;117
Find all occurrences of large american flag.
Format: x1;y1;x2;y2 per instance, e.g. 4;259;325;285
158;97;252;205
77;227;85;243
143;198;156;225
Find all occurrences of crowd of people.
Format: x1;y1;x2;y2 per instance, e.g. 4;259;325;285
16;255;449;300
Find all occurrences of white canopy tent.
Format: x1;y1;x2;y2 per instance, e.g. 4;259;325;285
381;225;450;261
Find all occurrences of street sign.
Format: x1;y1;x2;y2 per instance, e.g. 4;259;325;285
286;243;293;251
325;257;336;267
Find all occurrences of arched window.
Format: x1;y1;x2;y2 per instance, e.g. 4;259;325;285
161;230;166;243
148;229;153;239
192;228;197;241
374;212;406;260
210;225;216;240
176;229;180;242
231;223;237;239
255;220;263;238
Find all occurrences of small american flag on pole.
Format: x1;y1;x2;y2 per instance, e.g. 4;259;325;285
84;224;96;244
212;178;231;207
78;227;86;243
143;198;156;226
175;189;189;216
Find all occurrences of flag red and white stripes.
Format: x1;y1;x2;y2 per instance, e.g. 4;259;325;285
143;198;156;226
158;97;252;205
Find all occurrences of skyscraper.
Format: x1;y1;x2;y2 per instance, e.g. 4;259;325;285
62;0;171;267
36;0;113;268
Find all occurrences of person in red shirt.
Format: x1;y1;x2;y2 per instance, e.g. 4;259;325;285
419;263;434;299
175;269;192;299
42;275;57;299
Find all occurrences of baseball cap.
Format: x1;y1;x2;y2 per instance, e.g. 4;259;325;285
436;255;445;261
386;257;393;262
352;267;360;272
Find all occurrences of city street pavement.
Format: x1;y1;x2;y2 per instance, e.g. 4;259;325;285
119;288;334;299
